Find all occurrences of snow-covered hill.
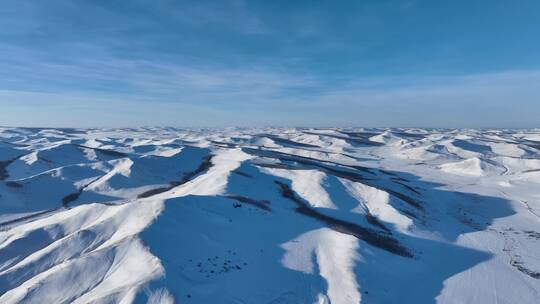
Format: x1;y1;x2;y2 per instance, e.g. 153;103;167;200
0;127;539;303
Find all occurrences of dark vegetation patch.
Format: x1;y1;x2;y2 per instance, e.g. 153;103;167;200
56;128;88;135
380;170;398;176
511;260;540;279
190;251;247;278
255;161;376;183
0;157;19;180
339;131;381;138
524;230;540;240
303;131;384;147
232;170;253;178
365;213;390;232
376;187;421;210
520;140;540;151
245;148;423;211
400;209;418;219
260;134;321;148
471;135;516;145
62;191;82;206
393;181;421;195
336;131;387;146
210;140;237;148
226;195;271;211
391;132;427;140
172;155;214;186
242;147;375;175
138;155;214;198
452;139;493;154
61;175;104;206
0;208;60;229
254;163;293;170
75;144;128;158
275;181;413;258
5;181;23;188
136;186;172;198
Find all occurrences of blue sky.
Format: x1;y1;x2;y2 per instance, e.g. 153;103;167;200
1;0;539;128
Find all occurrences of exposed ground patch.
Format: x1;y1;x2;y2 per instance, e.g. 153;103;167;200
138;155;214;198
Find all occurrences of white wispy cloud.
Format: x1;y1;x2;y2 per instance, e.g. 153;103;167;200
1;68;538;128
1;1;538;127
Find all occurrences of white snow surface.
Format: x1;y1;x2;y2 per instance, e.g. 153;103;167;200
0;127;539;303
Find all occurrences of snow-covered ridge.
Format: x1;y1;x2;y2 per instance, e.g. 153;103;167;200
0;127;539;303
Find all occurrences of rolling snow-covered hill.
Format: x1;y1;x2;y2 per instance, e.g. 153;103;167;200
0;127;539;303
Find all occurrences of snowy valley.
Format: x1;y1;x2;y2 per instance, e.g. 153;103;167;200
0;127;539;304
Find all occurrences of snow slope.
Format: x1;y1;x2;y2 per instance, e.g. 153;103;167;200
0;127;539;303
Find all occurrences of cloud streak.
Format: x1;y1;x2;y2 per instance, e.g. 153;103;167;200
0;0;539;127
1;68;538;128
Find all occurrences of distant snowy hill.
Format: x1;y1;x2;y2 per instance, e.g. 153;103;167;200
0;127;539;303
